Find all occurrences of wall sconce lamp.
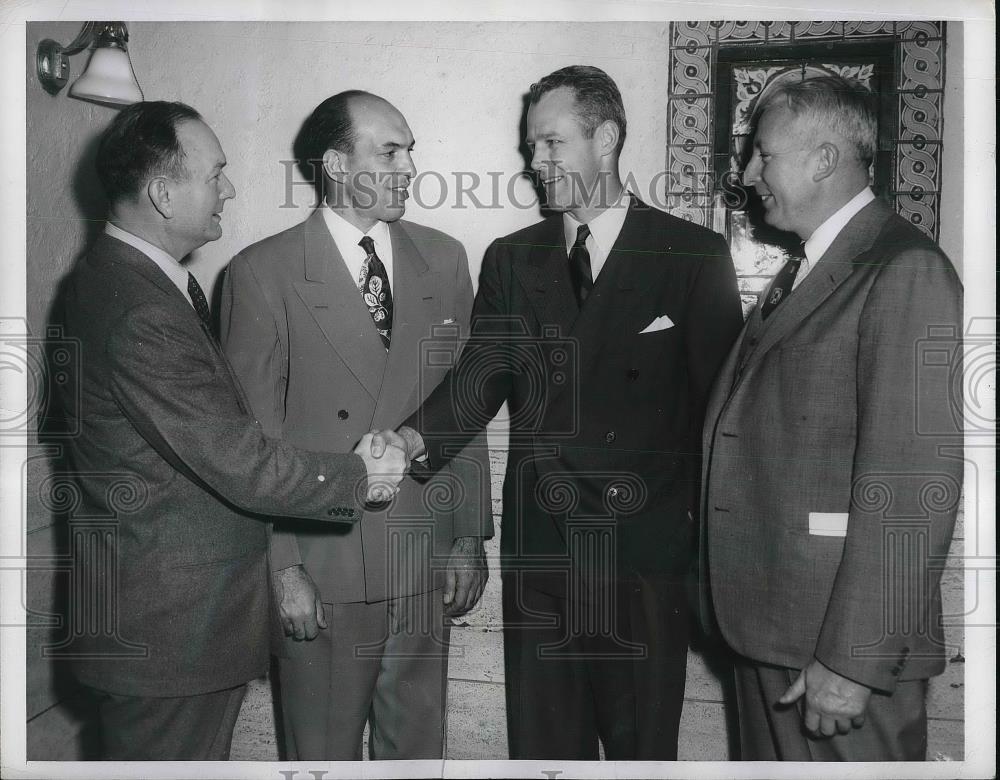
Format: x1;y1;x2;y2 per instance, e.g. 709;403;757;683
37;22;144;106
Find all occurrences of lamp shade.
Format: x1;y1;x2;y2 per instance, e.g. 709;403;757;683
69;46;142;106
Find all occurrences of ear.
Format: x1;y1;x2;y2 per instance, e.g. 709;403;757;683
595;119;621;158
812;142;840;183
146;177;173;219
322;148;347;180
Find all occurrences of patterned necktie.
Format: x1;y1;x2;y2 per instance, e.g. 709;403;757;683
358;235;393;349
568;223;593;308
760;257;802;320
187;272;213;327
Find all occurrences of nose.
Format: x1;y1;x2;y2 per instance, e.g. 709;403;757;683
400;151;417;178
220;172;236;200
529;144;547;172
742;153;761;187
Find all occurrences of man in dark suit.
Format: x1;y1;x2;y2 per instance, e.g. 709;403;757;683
59;101;406;760
375;65;744;759
701;75;963;760
220;91;491;760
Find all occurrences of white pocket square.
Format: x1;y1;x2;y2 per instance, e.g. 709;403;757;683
808;512;849;537
639;315;674;334
441;318;456;325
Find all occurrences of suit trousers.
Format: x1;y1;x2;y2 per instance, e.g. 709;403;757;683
734;659;929;760
501;572;689;759
89;683;247;760
277;589;450;760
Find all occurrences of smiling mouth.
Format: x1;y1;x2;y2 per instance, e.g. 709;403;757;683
540;174;563;187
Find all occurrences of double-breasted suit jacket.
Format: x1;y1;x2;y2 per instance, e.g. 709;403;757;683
221;209;491;606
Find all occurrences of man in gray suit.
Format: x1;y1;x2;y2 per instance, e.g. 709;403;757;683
60;101;406;760
221;91;491;760
701;75;963;760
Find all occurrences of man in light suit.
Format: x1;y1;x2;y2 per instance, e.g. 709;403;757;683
220;91;492;760
59;101;406;760
701;75;963;760
375;66;744;759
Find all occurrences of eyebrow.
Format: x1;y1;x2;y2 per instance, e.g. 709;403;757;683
378;141;415;151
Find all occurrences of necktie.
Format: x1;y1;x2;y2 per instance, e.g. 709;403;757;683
568;223;593;308
358;235;393;349
760;257;802;320
187;272;213;327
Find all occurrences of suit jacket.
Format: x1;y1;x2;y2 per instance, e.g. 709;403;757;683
59;234;367;697
220;210;492;604
410;198;744;594
701;199;963;692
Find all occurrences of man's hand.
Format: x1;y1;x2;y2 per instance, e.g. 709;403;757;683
779;658;872;737
371;425;425;461
272;565;326;641
354;432;407;502
443;536;488;617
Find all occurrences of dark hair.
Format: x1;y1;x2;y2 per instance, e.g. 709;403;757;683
755;74;878;166
294;90;372;189
96;101;202;204
528;65;627;155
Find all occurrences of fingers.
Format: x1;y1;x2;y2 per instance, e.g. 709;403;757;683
778;670;807;705
370;430;387;458
360;442;409;502
442;568;457;606
315;598;327;630
444;569;487;617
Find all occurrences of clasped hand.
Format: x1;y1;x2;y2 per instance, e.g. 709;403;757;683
354;432;408;503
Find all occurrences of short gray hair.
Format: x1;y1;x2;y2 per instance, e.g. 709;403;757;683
755;74;877;166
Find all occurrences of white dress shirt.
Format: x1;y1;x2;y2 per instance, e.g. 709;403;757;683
105;222;195;307
794;187;876;291
320;205;394;290
562;190;631;282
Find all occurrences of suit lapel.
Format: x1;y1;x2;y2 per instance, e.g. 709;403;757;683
99;234;192;309
293;209;386;399
371;222;436;428
735;199;892;380
510;219;579;339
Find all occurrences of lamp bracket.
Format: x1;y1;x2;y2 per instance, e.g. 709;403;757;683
36;22;130;94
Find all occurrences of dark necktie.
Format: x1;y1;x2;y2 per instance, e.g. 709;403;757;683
760;256;803;320
358;235;393;349
568;223;593;308
187;272;213;327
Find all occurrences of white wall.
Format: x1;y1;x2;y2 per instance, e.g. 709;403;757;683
126;22;672;298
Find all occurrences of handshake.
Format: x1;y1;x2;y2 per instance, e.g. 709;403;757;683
352;426;426;503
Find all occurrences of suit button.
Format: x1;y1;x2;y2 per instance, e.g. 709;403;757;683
627;368;639;380
605;431;616;444
338;409;349;420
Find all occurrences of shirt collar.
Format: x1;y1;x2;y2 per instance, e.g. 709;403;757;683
320;204;390;257
104;222;192;303
803;187;876;266
563;190;631;254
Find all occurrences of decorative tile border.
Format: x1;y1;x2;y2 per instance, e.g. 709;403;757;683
666;21;946;239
